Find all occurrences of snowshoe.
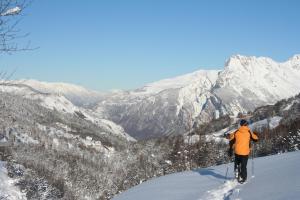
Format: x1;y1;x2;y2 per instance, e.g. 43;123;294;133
238;176;247;184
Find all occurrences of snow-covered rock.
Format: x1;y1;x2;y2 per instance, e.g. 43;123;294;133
215;55;300;115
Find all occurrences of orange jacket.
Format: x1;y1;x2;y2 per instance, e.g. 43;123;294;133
228;126;258;156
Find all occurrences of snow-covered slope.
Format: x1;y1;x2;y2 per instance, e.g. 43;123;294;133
13;79;104;107
205;116;283;143
136;70;219;95
0;82;135;142
113;151;300;200
97;54;300;139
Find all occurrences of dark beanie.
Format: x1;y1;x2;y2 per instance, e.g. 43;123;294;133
240;119;248;126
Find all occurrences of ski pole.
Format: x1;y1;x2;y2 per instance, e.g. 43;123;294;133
251;144;255;178
224;151;231;182
224;163;229;183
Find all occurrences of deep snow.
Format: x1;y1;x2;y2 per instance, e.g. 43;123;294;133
113;151;300;200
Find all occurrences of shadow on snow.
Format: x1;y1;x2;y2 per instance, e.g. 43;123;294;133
192;168;231;182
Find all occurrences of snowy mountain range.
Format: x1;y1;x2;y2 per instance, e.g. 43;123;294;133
4;54;300;139
95;54;300;139
113;151;300;200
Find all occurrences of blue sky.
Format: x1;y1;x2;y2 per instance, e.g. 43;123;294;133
1;0;300;91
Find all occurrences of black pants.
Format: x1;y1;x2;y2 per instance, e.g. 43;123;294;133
234;154;248;181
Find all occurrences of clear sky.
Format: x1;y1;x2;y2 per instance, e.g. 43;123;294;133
1;0;300;91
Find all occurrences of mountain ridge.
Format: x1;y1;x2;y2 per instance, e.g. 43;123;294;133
96;54;300;139
5;54;300;139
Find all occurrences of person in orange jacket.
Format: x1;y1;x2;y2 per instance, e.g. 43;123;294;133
227;119;258;183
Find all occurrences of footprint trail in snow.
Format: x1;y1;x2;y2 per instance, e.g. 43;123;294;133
199;180;242;200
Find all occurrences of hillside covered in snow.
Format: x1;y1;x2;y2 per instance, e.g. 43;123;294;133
113;151;300;200
9;79;105;107
0;82;135;142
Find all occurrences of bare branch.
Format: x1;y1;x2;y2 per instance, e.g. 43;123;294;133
0;0;35;54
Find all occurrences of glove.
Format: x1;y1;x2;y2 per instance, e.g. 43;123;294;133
224;133;230;139
227;148;233;157
253;131;259;137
